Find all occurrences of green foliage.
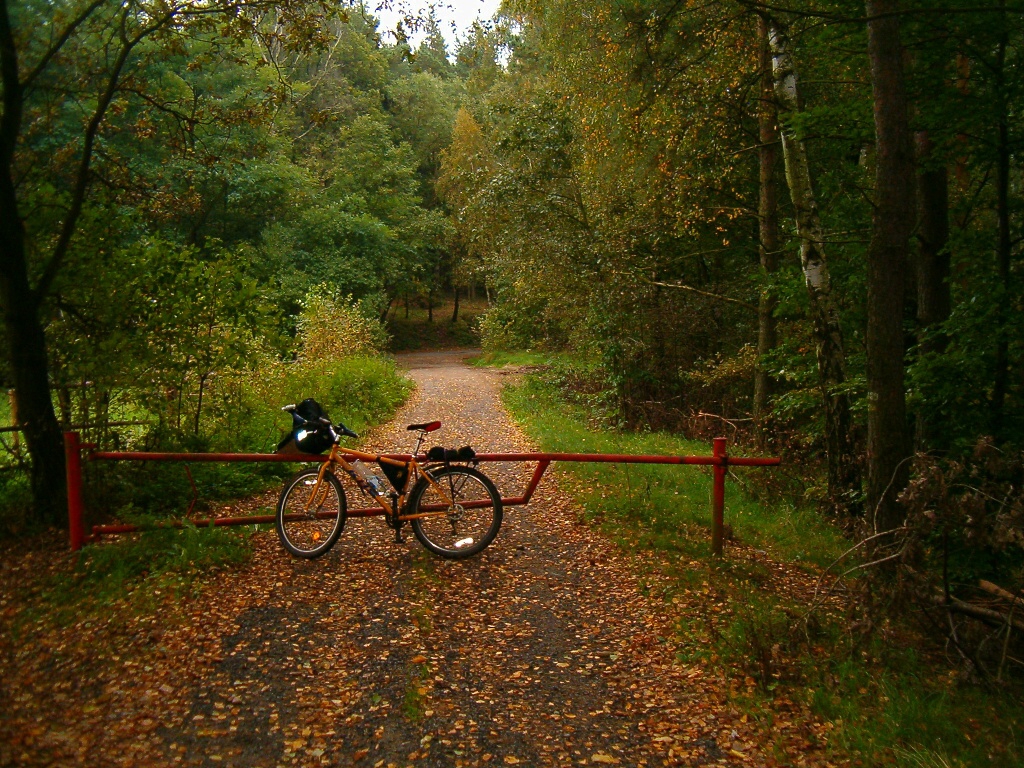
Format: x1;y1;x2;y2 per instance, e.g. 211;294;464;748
478;298;557;352
0;473;34;537
1;4;474;528
439;0;1024;472
500;364;1023;767
386;299;485;351
501;364;846;566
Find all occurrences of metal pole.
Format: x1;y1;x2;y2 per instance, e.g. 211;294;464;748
65;431;85;551
711;437;727;557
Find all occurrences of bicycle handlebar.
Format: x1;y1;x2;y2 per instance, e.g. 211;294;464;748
282;404;358;440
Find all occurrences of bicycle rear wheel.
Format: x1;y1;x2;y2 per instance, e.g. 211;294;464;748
409;465;502;558
276;467;346;558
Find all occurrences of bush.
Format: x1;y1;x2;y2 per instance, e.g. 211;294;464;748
0;471;33;536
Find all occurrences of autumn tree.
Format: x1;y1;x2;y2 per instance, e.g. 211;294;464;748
0;0;339;523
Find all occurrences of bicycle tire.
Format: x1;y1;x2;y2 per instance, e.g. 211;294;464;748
409;465;503;558
276;467;347;558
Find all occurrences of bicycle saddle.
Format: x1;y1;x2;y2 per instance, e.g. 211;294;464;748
407;421;442;432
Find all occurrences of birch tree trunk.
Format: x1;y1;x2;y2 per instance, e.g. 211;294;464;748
767;17;860;513
865;0;914;533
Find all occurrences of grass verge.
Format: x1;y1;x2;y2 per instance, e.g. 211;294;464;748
495;361;1024;768
6;523;253;639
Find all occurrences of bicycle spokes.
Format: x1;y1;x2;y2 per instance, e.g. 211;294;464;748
410;466;503;558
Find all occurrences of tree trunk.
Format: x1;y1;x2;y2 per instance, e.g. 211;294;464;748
452;286;460;323
991;14;1011;439
865;0;914;532
194;372;208;436
754;16;781;442
0;259;66;525
1;4;66;524
914;130;950;450
767;17;859;513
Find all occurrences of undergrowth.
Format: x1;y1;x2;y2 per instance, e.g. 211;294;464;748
386;299;484;351
71;354;412;532
495;360;1024;768
13;524;253;633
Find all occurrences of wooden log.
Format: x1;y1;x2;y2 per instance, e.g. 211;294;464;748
940;595;1024;632
979;579;1023;603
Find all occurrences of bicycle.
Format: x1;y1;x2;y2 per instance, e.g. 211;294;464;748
274;404;503;560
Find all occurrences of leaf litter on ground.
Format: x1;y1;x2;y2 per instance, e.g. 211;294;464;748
1;350;844;767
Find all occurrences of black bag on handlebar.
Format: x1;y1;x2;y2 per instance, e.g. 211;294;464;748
276;398;335;455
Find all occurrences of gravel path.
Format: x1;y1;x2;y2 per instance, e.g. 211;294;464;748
0;350;825;767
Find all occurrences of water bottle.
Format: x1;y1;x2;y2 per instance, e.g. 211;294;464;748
351;460;382;496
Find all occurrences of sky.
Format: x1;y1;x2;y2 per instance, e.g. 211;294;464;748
371;1;502;51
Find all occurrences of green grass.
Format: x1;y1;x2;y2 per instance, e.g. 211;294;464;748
503;373;847;567
494;362;1024;768
10;523;253;634
468;350;554;368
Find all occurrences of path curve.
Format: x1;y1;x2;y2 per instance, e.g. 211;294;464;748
1;350;780;767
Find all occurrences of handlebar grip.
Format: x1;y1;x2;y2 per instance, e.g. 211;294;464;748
338;424;358;439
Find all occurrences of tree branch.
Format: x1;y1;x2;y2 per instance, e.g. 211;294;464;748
33;7;173;302
646;278;758;311
22;0;109;90
740;0;1024;24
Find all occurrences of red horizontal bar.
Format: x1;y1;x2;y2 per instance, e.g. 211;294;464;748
90;450;334;462
88;500;501;537
87;450;780;467
475;452;781;467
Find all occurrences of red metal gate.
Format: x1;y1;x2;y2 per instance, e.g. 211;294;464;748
65;433;780;557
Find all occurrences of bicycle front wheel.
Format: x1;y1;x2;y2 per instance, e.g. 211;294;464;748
276;467;347;558
409;465;503;558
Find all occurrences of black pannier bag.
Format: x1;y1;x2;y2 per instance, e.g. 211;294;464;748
377;461;409;493
276;398;335;455
426;446;476;462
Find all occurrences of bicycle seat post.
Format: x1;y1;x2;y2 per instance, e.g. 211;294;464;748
413;429;427;458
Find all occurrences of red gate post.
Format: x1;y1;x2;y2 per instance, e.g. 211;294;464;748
64;431;85;552
711;437;727;557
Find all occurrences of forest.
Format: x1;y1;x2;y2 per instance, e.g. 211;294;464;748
1;0;1023;733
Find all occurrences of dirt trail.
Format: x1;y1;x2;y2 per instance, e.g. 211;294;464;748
0;350;801;767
